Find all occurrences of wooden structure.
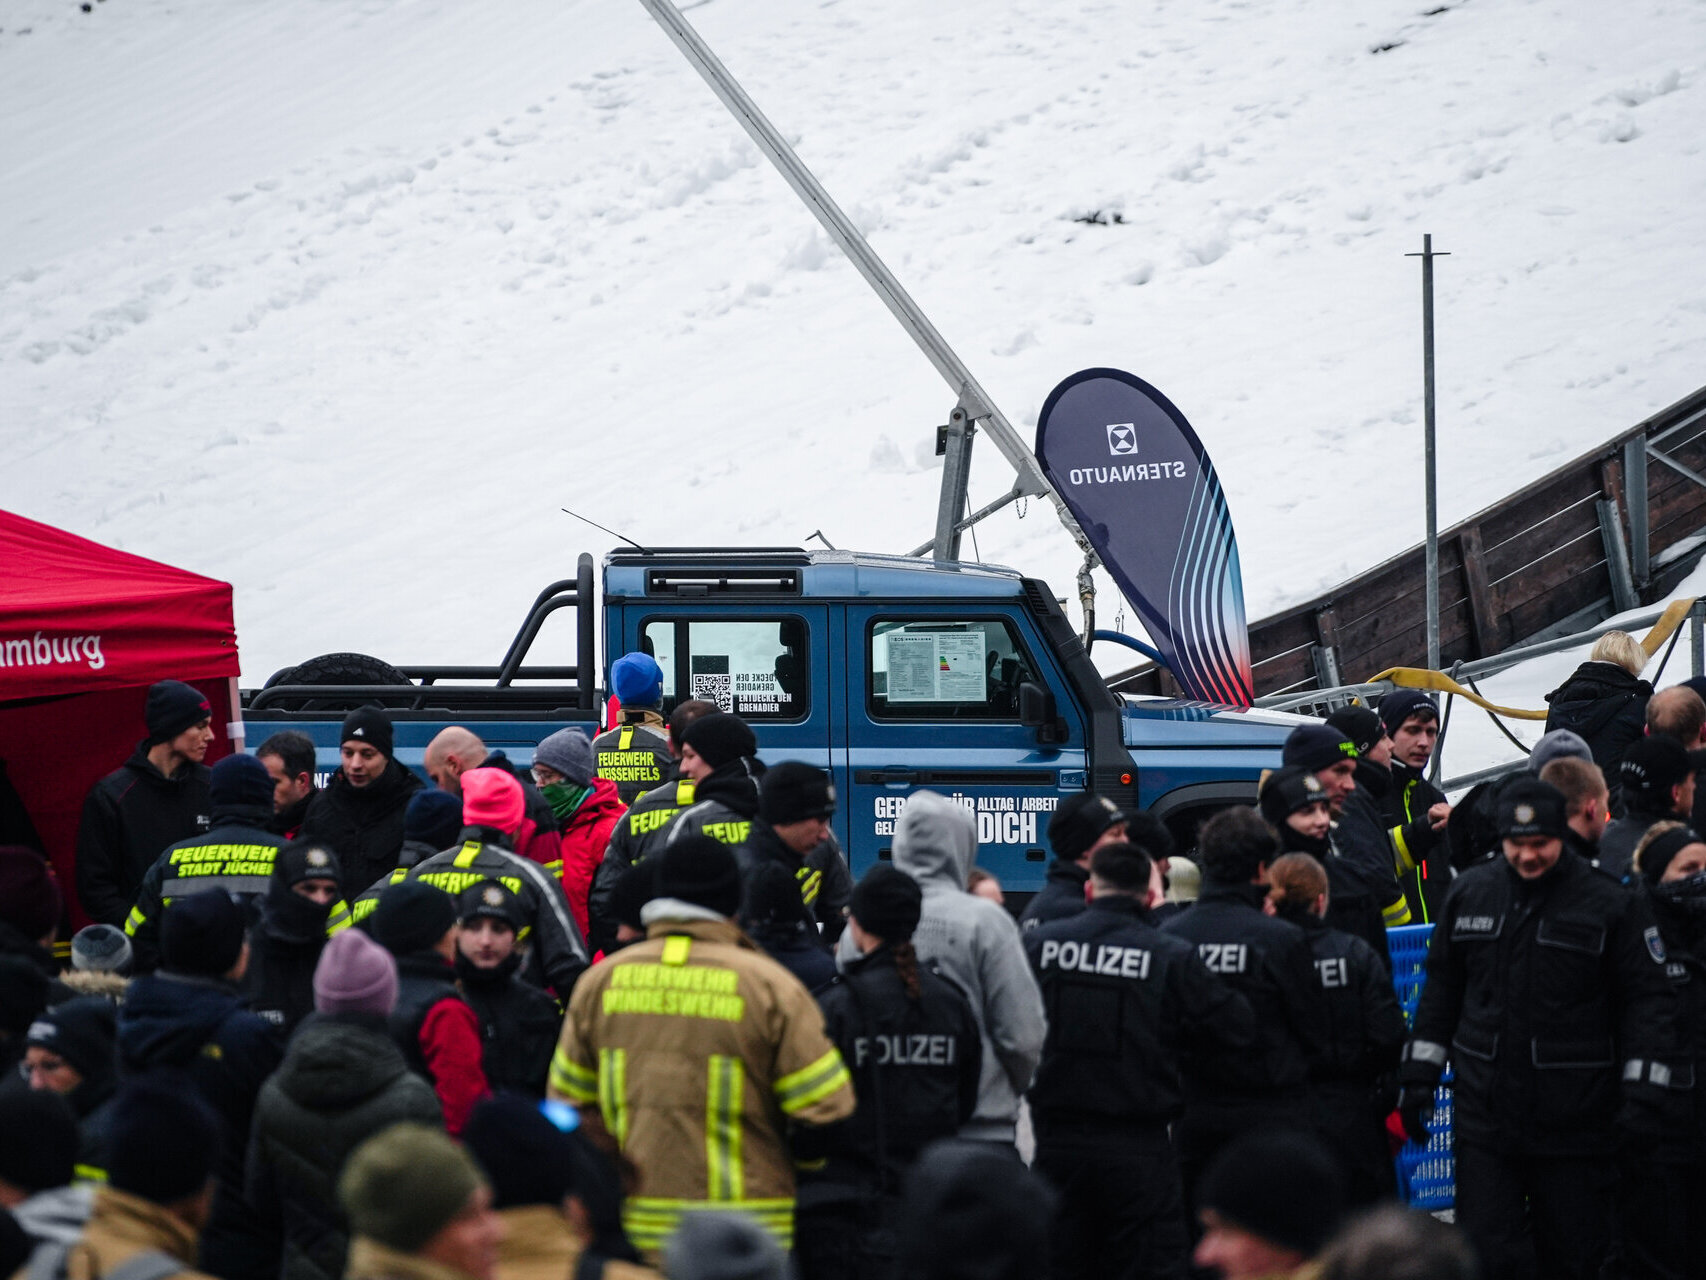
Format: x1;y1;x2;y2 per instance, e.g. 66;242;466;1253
1110;385;1706;699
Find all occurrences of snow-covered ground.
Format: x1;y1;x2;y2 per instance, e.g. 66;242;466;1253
4;0;1704;723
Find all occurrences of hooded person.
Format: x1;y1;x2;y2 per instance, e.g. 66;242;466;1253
399;790;466;870
892;1139;1055;1280
243;839;347;1034
529;727;626;938
738;761;853;944
76;680;216;928
844;789;1045;1147
461;1093;655;1280
0;1089;93;1255
23;998;119;1183
797;865;983;1280
299;709;425;893
367;881;489;1135
116;889;284;1280
662;713;764;850
454;881;563;1097
590;653;675;806
246;929;443;1280
739;861;837;994
55;1075;225;1280
351;769;590;999
547;835;855;1258
124;753;288;974
338;1123;503;1280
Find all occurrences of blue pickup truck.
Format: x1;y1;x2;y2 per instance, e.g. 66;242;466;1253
242;547;1303;896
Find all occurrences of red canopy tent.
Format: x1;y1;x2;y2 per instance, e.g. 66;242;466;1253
0;510;241;927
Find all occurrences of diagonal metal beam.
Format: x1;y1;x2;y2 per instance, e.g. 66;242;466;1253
1647;444;1706;493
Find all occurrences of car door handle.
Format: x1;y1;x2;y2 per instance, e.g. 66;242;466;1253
855;769;921;785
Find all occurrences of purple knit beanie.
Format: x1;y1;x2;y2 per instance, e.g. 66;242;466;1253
313;928;400;1016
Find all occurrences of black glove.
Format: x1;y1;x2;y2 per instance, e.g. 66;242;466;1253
1397;1084;1435;1146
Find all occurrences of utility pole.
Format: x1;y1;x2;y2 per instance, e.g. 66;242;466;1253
1407;235;1449;672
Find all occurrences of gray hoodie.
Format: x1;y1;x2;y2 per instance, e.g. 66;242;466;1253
865;789;1046;1142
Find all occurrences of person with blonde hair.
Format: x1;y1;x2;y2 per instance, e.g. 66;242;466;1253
1543;630;1652;780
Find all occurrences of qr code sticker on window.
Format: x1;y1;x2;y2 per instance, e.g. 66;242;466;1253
692;673;734;712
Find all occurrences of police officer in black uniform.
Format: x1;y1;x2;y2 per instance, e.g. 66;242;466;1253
1019;793;1129;931
1161;805;1327;1237
1398;775;1679;1280
1026;840;1255;1280
1266;851;1407;1206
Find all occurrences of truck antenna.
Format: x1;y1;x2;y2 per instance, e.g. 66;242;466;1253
561;507;646;552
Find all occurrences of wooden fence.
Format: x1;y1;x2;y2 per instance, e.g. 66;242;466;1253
1109;384;1706;699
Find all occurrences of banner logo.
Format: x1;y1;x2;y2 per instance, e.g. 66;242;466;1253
1106;422;1138;455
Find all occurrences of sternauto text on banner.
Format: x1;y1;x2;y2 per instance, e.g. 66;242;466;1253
1035;367;1255;707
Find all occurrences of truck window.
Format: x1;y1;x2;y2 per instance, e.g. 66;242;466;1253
642;617;810;721
867;618;1038;721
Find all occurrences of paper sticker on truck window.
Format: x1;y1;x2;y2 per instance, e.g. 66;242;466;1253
885;633;985;702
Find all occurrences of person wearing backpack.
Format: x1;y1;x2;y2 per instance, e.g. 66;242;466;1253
31;1075;222;1280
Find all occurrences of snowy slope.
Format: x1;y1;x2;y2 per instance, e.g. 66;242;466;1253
2;0;1703;684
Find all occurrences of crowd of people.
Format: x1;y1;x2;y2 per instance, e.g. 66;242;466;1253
1;636;1702;1280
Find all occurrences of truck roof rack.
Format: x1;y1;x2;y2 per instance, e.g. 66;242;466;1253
607;546;809;562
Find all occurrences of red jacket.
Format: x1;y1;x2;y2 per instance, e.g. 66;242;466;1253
556;777;626;936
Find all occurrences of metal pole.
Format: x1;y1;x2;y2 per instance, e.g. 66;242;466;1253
1408;235;1449;671
633;0;1097;564
933;407;976;561
1693;599;1705;679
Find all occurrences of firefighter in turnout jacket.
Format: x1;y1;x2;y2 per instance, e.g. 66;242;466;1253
593;653;675;805
548;836;855;1258
125;754;290;973
1399;776;1681;1280
1026;841;1256;1280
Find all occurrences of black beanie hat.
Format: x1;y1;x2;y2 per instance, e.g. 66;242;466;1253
1379;689;1439;736
1259;767;1330;825
850;864;923;941
760;761;836;825
458;879;525;931
404;789;465;850
1282;723;1359;772
1639;826;1704;884
145;680;212;743
209;752;275;813
25;997;116;1084
159;889;247;977
107;1075;221;1205
653;835;743;917
1325;706;1385;757
274;838;343;891
341;707;395;759
0;1089;79;1194
369;880;458;956
1047;792;1127;862
463;1093;588;1209
609;862;656;935
897;1139;1055;1280
680;713;758;771
1198;1129;1346;1257
1619;734;1693;809
1495;776;1568;840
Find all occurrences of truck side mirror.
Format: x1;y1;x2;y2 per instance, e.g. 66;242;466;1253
1019;682;1064;744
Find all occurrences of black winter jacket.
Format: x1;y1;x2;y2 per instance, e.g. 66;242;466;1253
1643;886;1706;1163
117;971;284;1280
244;883;335;1035
1597;804;1674;883
297;760;423;893
1403;849;1679;1157
454;951;561;1096
1385;760;1451;924
1284;909;1405;1090
799;944;982;1200
1026;895;1255;1130
590;719;674;806
1017;860;1089;933
588;778;696;954
76;746;211;926
125;804;285;972
734;820;853;944
246;1013;442;1280
1278;824;1393;974
1161;882;1328;1112
1544;660;1652;778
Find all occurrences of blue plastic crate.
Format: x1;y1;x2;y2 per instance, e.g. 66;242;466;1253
1386;924;1454;1210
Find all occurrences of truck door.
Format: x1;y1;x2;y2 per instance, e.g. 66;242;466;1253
840;604;1088;895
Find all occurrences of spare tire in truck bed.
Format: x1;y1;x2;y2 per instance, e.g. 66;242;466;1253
259;652;416;711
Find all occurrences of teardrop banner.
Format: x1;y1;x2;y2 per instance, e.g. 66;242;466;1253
1035;368;1254;706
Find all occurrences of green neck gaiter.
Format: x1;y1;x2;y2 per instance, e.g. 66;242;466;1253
541;781;592;824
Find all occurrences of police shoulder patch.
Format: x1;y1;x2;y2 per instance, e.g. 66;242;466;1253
1645;925;1668;965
